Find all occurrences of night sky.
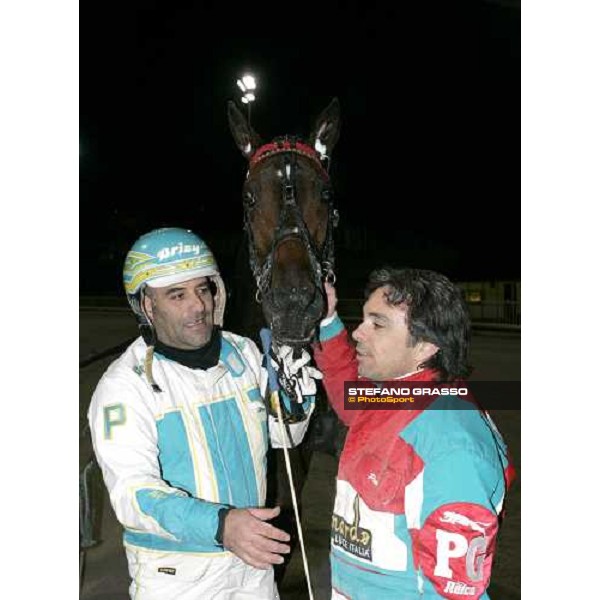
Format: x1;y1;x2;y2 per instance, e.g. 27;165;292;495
80;1;520;295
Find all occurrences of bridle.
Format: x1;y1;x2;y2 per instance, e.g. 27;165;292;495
242;136;339;304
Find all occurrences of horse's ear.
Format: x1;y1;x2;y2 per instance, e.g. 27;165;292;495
308;97;341;159
227;100;262;159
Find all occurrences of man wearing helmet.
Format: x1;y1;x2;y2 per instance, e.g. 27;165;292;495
88;227;317;600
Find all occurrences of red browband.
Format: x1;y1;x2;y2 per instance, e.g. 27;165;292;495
249;140;329;179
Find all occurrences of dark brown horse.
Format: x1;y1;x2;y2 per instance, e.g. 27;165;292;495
227;99;343;586
227;98;341;349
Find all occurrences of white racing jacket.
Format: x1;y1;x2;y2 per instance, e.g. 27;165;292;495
88;331;313;555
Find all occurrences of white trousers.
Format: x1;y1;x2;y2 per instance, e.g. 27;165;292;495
126;547;280;600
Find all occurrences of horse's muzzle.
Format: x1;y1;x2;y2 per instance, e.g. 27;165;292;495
264;287;325;347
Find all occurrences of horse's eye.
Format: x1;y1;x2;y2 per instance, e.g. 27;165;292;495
244;191;256;208
321;187;332;203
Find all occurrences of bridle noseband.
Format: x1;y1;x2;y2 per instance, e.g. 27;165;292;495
243;136;339;303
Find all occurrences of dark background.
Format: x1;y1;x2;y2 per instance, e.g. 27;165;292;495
80;1;520;296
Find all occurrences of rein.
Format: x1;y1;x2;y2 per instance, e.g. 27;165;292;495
243;136;339;304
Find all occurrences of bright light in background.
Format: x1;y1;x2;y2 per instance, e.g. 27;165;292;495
236;73;258;124
236;74;257;99
242;75;256;90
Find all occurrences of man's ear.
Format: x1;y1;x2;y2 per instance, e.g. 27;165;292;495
417;340;439;364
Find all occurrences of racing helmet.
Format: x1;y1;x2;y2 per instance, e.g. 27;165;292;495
123;227;226;329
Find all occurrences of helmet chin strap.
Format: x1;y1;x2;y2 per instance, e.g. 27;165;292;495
211;275;226;328
140;287;163;394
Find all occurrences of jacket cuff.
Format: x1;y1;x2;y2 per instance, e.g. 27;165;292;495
319;313;344;342
214;506;233;546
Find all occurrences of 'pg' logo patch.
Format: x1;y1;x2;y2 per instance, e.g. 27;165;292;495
417;502;499;597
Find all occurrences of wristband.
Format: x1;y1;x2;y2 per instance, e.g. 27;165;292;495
215;506;232;546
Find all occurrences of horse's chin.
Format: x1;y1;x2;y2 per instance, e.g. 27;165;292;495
263;287;324;348
270;318;316;348
268;307;321;349
273;332;315;348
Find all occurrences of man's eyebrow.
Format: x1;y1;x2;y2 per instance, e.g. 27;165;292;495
364;311;391;322
164;280;208;294
165;285;186;294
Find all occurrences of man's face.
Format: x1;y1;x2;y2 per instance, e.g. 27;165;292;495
143;277;215;350
351;286;438;380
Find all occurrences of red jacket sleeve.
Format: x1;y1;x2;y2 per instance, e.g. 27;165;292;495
313;314;360;427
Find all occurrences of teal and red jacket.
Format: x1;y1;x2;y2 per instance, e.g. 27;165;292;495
314;316;515;599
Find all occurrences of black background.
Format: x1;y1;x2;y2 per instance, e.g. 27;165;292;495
80;1;520;295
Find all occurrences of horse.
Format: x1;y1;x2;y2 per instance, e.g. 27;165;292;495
227;98;343;584
227;98;341;348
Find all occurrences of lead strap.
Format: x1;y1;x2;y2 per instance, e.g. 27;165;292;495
271;389;314;600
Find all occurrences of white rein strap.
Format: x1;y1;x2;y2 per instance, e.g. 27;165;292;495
273;391;314;600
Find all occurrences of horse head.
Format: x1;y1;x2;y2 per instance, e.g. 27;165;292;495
228;98;341;349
